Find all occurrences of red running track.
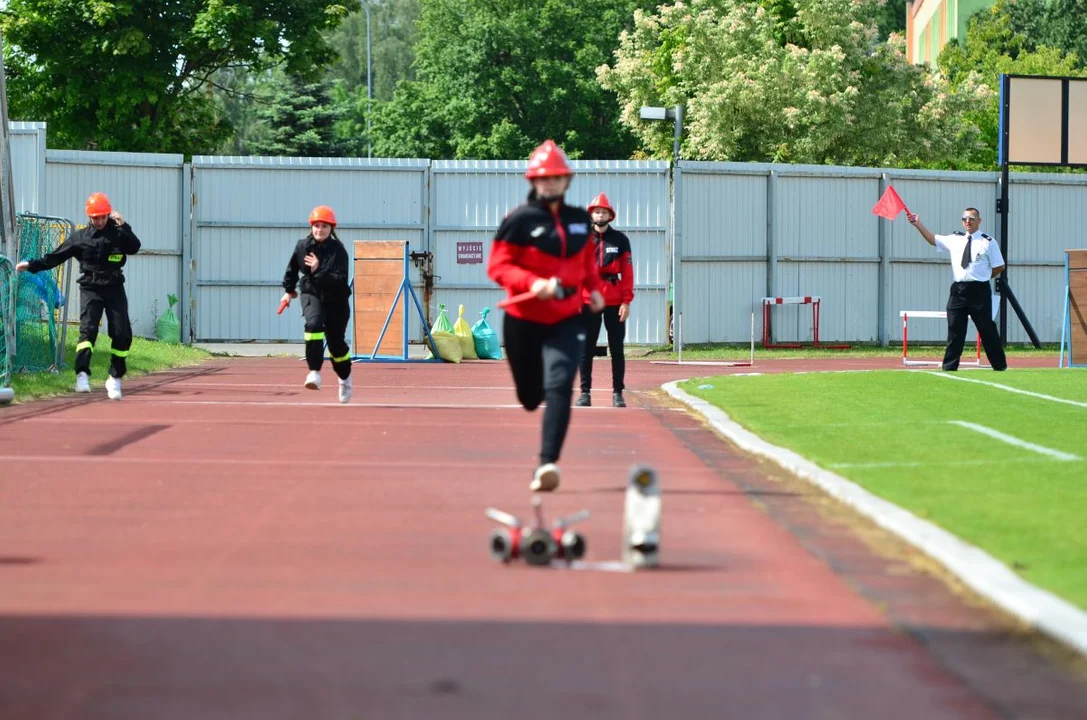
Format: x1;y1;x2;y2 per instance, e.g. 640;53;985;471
0;355;1083;719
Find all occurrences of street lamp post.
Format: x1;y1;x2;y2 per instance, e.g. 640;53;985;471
639;105;683;354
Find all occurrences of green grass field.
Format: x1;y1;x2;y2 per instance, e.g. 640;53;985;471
8;334;210;402
681;368;1087;609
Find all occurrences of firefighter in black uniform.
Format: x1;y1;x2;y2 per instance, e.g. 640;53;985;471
16;192;141;400
576;192;635;408
280;205;354;403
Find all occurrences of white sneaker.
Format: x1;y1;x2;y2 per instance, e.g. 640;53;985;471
105;375;122;401
530;463;561;492
338;375;353;404
304;370;321;390
75;372;91;393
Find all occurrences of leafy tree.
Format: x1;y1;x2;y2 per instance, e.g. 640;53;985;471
326;0;420;102
938;0;1086;168
323;0;421;156
247;72;361;157
871;0;907;40
0;0;349;155
211;64;276;155
370;0;655;160
598;0;987;168
1038;0;1087;68
959;0;1087;68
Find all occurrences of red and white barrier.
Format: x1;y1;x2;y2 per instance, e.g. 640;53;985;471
761;296;850;349
900;310;984;367
650;312;755;367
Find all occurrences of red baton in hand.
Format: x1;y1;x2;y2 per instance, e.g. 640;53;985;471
277;298;289;315
497;290;539;309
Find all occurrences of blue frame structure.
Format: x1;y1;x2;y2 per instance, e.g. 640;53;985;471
352;241;440;363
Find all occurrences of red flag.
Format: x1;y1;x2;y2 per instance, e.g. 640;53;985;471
872;185;909;219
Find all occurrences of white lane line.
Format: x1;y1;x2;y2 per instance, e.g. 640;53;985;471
830;457;1068;470
150;400;524;409
120;399;632;410
929;373;1087;408
166;383;514;390
949;420;1081;461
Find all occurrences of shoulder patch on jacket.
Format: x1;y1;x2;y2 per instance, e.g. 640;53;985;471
980;233;994;240
953;230;966;236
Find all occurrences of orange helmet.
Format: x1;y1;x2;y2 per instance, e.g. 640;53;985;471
308;205;337;227
587;192;615;220
85;192;112;217
524;139;573;179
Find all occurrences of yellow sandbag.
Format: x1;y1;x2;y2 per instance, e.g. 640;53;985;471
452;304;479;359
427;330;463;363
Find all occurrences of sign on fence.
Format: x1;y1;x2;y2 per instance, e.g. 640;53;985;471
456;241;483;265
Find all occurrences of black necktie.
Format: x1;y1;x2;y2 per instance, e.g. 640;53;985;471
960;234;972;269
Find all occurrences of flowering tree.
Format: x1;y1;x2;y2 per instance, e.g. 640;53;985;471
598;0;989;168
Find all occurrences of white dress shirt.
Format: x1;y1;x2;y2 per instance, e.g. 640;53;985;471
934;229;1005;283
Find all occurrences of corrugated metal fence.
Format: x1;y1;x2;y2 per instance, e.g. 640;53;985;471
9;123;1083;347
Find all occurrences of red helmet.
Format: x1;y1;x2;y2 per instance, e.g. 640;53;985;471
524;139;573;179
308;205;337;226
85;192;112;217
587;192;615;220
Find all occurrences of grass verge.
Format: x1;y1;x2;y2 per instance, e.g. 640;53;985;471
8;335;211;402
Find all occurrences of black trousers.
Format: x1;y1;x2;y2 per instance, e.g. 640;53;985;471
944;281;1007;371
579;304;626;393
503;313;585;465
76;284;132;378
301;293;352;379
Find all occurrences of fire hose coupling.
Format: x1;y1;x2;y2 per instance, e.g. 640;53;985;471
623;465;662;569
485;496;590;567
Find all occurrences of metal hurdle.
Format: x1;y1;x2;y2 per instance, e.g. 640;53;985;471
650;311;755;367
899;310;984;367
761;296;850;350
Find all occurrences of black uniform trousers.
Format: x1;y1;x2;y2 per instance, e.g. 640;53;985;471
301;293;352;379
503;313;584;466
76;284;132;378
579;304;626;394
944;280;1007;371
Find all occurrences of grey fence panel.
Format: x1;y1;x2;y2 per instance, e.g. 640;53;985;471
675;164;1077;346
9;122;46;215
1003;174;1087;344
190;157;429;342
430;160;670;345
677;164;770;343
12;132;1082;349
44;150;186;341
771;167;883;342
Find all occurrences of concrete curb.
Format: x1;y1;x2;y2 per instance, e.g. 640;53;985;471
662;379;1087;658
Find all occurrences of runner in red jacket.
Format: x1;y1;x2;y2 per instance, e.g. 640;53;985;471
576;192;634;408
488;139;606;492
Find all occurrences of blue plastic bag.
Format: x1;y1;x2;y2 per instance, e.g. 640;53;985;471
471;306;502;360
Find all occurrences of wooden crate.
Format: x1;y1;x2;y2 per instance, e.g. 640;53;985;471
1069;249;1087;366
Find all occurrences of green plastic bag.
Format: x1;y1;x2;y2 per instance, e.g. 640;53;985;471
425;303;455;359
452;304;479;359
428;331;463;363
471;306;502;360
155;294;181;344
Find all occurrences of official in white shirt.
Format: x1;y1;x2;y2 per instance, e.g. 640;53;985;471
906;207;1007;371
